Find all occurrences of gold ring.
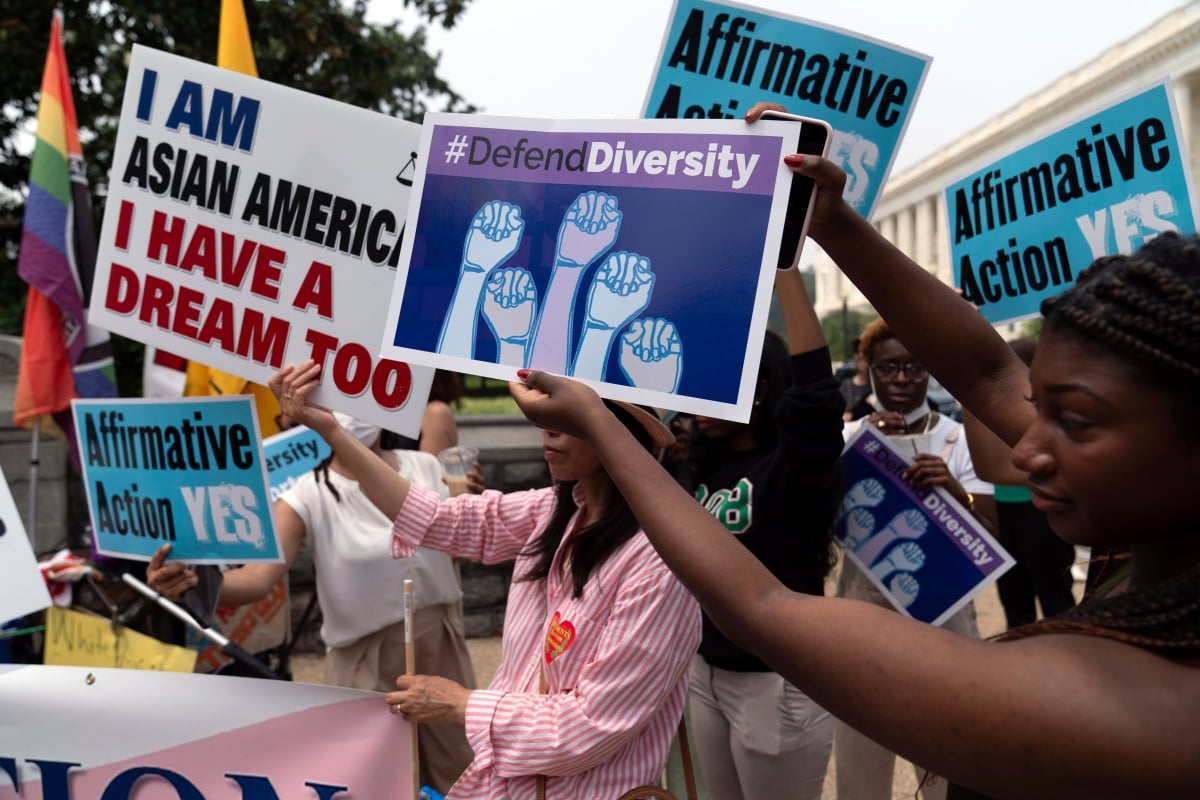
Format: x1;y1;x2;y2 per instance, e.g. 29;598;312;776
876;419;885;428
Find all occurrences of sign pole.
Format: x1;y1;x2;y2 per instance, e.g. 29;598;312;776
405;579;419;799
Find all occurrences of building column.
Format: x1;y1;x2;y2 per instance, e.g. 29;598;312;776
914;197;935;268
896;207;915;259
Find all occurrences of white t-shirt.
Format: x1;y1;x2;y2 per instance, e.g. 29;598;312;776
844;413;992;496
280;449;461;650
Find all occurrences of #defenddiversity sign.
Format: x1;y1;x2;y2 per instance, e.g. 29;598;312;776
948;80;1200;325
89;46;434;434
380;113;806;422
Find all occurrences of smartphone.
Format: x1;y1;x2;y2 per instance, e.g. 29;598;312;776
760;110;832;270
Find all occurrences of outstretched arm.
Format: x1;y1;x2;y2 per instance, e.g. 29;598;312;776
745;103;1032;446
509;370;1200;799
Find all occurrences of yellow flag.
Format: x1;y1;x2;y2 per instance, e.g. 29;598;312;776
185;0;282;435
218;0;258;76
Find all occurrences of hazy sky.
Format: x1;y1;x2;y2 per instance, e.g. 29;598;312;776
368;0;1190;171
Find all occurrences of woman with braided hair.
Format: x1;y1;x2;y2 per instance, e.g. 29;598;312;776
502;102;1200;799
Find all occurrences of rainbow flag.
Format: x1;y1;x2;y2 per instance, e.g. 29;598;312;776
16;14;116;438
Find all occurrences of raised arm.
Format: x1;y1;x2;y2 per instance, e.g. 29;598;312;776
774;266;824;354
746;102;1031;446
271;361;411;521
509;370;1200;798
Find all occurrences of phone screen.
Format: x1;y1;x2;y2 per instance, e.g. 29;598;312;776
770;116;831;270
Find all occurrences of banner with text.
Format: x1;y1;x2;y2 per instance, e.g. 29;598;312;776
0;464;51;625
947;80;1200;325
835;425;1013;626
71;396;280;563
0;664;411;800
644;0;930;218
43;606;198;672
380;113;801;422
90;45;434;434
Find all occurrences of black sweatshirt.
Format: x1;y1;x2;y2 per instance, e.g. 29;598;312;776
694;347;845;672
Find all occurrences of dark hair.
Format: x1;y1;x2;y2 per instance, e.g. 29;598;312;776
430;370;464;407
313;453;342;503
998;232;1200;655
689;330;791;476
518;402;656;599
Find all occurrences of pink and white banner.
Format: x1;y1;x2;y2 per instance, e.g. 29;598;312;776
0;665;412;799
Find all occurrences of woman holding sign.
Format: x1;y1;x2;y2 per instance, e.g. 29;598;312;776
270;362;699;800
498;103;1200;798
836;317;996;800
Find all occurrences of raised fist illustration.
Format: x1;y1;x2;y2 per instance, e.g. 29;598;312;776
617;318;683;393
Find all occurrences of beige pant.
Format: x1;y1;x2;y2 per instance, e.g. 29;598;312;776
833;564;978;800
325;602;477;796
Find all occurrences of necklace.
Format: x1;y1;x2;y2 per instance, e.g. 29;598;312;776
903;411;936;436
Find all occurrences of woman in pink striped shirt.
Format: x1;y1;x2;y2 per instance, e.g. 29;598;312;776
271;362;700;800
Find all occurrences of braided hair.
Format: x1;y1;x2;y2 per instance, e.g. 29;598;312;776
997;231;1200;655
313;453;342;503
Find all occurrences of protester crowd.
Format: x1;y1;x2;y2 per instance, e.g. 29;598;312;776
17;34;1200;796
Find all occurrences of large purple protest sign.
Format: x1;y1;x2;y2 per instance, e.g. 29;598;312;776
379;113;804;423
836;426;1013;626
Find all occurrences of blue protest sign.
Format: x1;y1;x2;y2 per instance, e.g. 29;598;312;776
380;113;803;422
72;396;280;563
836;425;1013;626
947;80;1200;325
263;425;330;503
644;0;930;218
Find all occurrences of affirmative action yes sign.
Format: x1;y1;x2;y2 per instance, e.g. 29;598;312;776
948;80;1200;324
89;46;433;434
645;0;930;218
72;396;279;563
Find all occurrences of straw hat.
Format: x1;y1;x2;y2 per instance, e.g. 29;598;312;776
605;400;674;448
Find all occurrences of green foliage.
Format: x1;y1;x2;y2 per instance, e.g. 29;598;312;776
1018;317;1043;340
458;393;520;416
821;305;878;364
0;0;475;388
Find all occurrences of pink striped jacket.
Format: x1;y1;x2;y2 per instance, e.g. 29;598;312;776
393;484;700;799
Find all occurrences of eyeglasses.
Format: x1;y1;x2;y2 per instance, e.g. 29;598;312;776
871;361;928;379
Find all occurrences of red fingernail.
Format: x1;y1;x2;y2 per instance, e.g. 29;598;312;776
784;154;805;166
517;369;531;380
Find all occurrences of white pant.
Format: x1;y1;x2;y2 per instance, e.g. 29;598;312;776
688;655;833;800
833;564;978;800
